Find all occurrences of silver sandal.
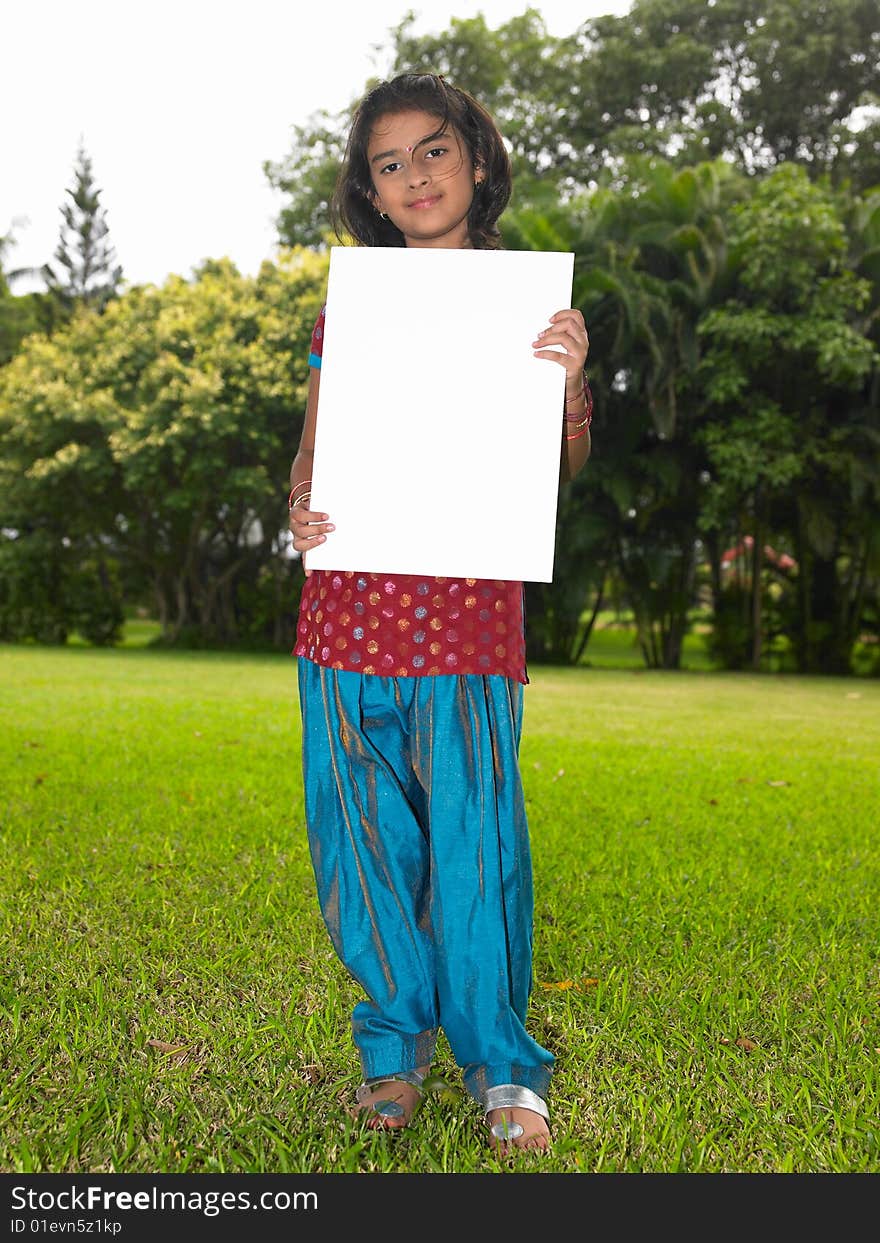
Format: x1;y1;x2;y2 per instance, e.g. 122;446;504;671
355;1068;426;1122
485;1084;550;1146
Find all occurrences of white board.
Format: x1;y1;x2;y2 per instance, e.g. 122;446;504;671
307;246;575;582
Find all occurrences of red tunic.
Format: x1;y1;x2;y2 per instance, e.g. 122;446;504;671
293;306;528;684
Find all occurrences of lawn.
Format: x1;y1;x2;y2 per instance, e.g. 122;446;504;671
1;642;878;1175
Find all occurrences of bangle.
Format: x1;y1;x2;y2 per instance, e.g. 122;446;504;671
564;381;592;410
564;393;593;442
564;372;589;405
564;384;593;424
289;482;312;510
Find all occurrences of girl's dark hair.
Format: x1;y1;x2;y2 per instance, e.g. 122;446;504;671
330;73;512;250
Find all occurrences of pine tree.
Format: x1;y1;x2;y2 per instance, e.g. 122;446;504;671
41;137;124;318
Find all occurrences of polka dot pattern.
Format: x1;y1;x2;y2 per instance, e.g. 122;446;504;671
295;572;527;683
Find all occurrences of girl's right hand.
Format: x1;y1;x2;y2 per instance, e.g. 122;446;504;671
289;505;334;577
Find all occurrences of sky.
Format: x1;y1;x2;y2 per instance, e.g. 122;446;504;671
3;0;632;295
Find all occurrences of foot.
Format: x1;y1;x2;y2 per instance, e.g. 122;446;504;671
354;1065;430;1132
487;1107;551;1154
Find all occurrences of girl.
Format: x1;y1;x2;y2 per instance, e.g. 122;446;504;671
287;73;591;1155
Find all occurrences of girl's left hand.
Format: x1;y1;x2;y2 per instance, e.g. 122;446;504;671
532;309;590;394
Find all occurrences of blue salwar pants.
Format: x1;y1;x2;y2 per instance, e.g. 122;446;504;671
297;657;553;1107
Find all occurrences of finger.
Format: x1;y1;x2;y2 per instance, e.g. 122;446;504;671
534;312;585;341
548;309;586;328
291;505;329;524
290;507;334;538
533;340;587;367
533;319;586;340
293;528;330;552
532;325;587;349
532;336;585;358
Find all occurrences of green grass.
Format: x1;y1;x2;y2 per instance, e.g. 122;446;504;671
1;643;879;1174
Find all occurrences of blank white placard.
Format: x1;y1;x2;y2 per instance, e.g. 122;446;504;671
306;246;575;582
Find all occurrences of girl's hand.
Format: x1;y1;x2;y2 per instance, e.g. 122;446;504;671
532;309;590;395
289;505;334;578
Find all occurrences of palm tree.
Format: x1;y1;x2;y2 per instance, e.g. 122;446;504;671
504;157;739;668
0;223;45;292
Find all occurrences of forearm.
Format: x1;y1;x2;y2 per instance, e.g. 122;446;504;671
560;427;591;483
289;447;314;493
559;373;592;484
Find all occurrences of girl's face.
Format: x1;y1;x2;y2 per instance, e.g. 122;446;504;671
366;109;483;249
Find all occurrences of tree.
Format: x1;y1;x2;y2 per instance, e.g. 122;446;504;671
698;164;879;673
0;225;44;366
267;0;880;255
0;249;328;648
555;0;880;188
41;138;124;321
505;157;742;668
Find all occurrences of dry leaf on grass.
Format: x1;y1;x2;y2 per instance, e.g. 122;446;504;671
540;977;599;992
147;1039;191;1060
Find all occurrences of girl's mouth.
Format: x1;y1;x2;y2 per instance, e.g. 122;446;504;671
408;195;441;209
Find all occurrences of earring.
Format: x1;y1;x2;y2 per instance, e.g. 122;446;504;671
379;211;389;220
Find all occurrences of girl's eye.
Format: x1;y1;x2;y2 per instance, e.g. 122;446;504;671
425;147;447;159
379;161;403;175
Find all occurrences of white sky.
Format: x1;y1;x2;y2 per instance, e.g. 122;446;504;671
3;0;631;294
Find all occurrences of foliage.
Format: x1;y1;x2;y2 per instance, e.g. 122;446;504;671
268;0;880;254
0;228;44;367
509;157;744;668
40;139;124;322
698;164;879;673
0;249;329;647
3;0;879;667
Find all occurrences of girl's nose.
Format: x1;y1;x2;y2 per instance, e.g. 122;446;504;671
408;165;429;187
